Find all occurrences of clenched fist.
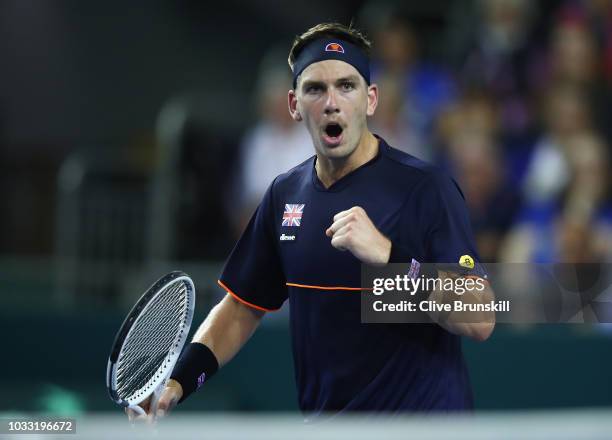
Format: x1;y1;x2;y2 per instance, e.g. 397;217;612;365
325;206;391;265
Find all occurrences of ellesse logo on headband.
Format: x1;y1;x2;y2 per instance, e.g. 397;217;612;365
325;42;345;53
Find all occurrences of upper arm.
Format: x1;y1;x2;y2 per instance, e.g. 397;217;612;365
417;171;494;340
225;293;266;321
218;180;288;312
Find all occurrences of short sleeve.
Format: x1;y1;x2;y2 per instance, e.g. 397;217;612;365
218;180;287;311
416;171;487;278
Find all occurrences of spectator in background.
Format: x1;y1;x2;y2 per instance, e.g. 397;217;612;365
522;82;592;206
368;74;427;160
232;48;312;235
444;0;543;141
548;8;599;87
548;133;612;263
545;5;612;145
436;91;521;261
448;131;521;262
363;8;456;152
578;0;612;82
436;91;499;152
501;132;612;263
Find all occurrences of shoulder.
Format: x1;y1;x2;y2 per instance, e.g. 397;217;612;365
382;140;436;173
269;155;315;193
380;139;464;198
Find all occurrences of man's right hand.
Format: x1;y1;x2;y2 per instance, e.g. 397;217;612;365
125;379;184;424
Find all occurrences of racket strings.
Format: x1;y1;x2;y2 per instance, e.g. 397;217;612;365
116;286;186;397
117;287;186;372
115;281;189;400
116;283;185;379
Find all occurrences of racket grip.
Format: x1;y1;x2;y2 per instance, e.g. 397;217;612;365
149;377;167;416
128;404;147;417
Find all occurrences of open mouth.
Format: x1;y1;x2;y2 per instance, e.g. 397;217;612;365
325;123;343;138
322;123;344;146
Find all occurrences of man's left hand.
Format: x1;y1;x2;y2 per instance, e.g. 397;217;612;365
326;206;391;265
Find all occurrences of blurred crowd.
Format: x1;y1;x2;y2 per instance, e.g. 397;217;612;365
233;0;612;264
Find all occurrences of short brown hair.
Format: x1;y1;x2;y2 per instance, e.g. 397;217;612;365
287;22;372;72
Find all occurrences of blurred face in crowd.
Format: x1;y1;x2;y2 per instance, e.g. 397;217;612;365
545;85;590;138
484;0;529;25
557;218;599;263
375;23;417;72
436;95;499;146
289;59;378;161
482;0;532;50
551;22;598;84
450;132;500;208
565;133;609;205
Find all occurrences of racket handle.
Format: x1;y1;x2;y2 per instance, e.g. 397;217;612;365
128;404;147;417
128;378;166;418
149;377;167;416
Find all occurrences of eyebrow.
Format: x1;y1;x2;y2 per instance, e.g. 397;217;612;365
301;79;325;91
336;75;360;85
301;75;361;91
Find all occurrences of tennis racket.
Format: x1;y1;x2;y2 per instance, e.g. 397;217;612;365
106;271;195;416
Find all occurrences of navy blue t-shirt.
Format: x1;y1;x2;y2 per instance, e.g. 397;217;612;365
219;137;485;414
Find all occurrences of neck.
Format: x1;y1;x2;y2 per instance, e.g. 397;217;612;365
315;131;379;188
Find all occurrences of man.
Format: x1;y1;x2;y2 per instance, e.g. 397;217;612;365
128;22;494;422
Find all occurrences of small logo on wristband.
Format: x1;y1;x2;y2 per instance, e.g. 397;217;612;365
196;372;206;389
408;258;421;279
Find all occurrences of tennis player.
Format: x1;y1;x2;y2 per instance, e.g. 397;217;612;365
128;22;494;422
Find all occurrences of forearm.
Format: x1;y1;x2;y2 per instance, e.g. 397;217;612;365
192;293;265;367
427;272;495;342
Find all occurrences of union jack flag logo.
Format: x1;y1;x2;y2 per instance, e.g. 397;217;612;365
282;204;305;227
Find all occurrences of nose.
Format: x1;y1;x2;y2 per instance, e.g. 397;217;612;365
324;88;340;115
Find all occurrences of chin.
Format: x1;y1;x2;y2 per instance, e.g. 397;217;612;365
320;135;360;157
319;144;353;159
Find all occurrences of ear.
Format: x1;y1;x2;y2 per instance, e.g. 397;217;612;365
288;89;302;121
366;83;379;117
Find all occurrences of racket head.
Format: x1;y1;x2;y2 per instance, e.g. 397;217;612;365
106;271;195;408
